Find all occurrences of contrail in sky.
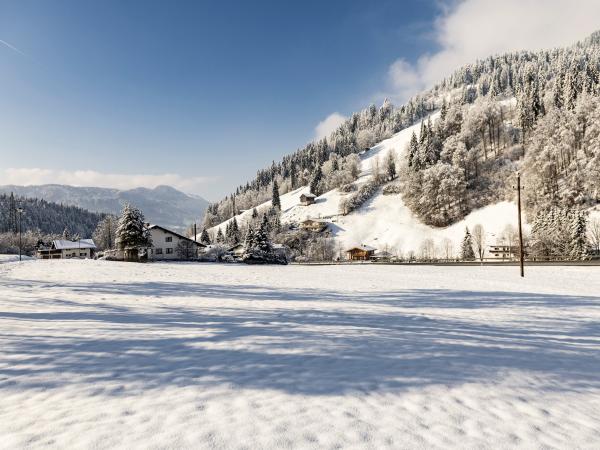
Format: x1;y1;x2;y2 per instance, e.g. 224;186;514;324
0;39;27;57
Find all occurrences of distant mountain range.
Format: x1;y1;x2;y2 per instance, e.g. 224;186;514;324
0;184;208;231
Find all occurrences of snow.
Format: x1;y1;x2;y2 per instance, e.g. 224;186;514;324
334;199;524;256
1;259;600;448
53;239;96;250
0;254;33;264
210;113;521;256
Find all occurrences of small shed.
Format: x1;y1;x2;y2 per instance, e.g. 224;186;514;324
300;193;316;206
346;245;376;261
299;219;327;232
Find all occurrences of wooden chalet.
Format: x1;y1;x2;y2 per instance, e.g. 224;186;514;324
300;193;316;206
346;245;377;261
299;219;327;232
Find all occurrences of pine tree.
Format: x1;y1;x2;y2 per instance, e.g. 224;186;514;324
461;227;476;261
569;210;588;260
8;192;17;233
408;132;419;170
231;217;240;244
116;203;152;260
385;151;396;180
309;164;323;196
290;167;297;189
216;228;225;244
199;228;211;245
272;179;281;210
244;225;255;250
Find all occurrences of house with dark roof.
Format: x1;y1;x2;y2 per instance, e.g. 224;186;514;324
147;225;205;260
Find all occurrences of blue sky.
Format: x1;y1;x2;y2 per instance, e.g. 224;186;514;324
1;0;598;200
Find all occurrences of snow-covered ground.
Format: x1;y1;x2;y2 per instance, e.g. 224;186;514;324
208;113;524;257
1;259;600;449
0;254;33;264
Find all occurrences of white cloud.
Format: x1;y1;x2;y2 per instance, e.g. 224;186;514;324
314;112;347;140
388;0;600;102
2;168;216;194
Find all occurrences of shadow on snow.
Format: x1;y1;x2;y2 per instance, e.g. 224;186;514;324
1;278;600;396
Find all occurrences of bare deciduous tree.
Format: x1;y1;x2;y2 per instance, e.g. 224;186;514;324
176;239;197;260
419;238;436;261
441;237;454;261
588;218;600;255
472;224;486;261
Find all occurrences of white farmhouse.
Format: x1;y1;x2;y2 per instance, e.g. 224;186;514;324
147;225;205;260
37;239;97;260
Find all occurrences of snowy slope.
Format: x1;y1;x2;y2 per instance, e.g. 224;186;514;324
210;112;523;257
2;260;600;449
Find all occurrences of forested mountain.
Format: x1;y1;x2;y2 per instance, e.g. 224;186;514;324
0;192;103;237
203;31;600;261
206;31;600;228
0;184;208;231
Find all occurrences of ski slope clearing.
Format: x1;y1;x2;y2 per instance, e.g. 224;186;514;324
1;259;600;449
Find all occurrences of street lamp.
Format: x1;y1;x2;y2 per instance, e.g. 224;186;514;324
16;208;24;261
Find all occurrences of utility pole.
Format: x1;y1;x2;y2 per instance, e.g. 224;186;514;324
515;172;525;277
17;208;24;261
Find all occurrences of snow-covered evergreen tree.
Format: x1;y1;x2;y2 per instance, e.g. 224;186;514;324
116;203;152;260
199;228;211;245
569;210;588;260
242;214;286;264
272;179;281;210
309;164;323;196
461;227;476;261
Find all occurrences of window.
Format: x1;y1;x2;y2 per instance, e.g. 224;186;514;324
80;253;86;257
165;236;173;242
156;248;163;255
166;248;173;254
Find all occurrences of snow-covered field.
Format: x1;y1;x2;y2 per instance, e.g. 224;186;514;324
1;259;600;449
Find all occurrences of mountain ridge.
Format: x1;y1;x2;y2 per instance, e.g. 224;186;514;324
0;184;208;232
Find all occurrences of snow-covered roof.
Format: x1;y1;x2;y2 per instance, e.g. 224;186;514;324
347;245;377;252
53;239;96;250
301;193;316;198
148;224;205;246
